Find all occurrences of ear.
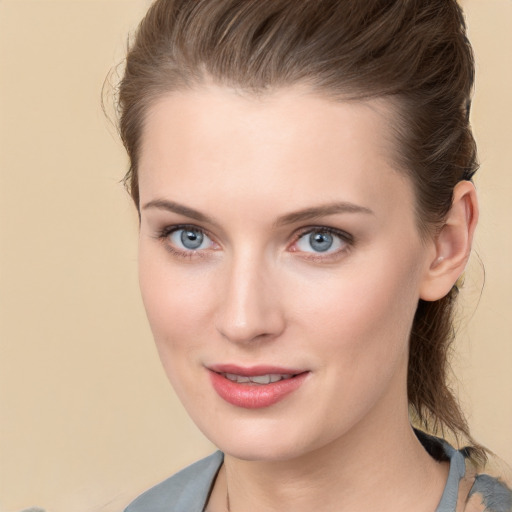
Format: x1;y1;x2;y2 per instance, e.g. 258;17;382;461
419;181;479;302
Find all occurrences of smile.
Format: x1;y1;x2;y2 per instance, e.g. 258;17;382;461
208;366;309;409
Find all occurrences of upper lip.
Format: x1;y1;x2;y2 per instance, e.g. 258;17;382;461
207;364;307;376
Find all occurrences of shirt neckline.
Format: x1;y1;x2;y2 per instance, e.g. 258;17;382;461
414;429;467;512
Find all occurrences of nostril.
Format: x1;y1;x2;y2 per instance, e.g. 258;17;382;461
215;315;285;344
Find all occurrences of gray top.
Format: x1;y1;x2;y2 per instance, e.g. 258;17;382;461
125;432;512;512
125;451;223;512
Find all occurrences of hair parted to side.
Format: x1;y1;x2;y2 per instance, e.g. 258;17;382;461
118;0;485;461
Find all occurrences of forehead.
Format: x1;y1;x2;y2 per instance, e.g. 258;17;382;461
140;85;397;163
138;85;412;218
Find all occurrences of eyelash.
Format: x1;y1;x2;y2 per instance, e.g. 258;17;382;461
290;226;354;261
154;224;354;261
155;224;218;259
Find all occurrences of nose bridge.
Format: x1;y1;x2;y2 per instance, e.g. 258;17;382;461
215;246;284;344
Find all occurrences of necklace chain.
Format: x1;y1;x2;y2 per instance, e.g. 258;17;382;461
226;486;231;512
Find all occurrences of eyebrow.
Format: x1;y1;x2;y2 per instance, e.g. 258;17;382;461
142;199;215;224
142;199;374;227
274;202;374;227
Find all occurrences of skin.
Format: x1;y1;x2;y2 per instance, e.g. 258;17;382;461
137;85;478;512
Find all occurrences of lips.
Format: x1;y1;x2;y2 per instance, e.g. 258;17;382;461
208;365;309;409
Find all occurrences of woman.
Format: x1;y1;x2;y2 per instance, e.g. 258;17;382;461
118;1;511;511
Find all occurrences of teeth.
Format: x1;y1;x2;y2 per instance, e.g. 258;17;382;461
269;374;292;383
223;373;293;384
250;375;271;384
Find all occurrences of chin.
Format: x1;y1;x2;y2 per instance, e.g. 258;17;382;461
219;438;308;462
198;415;334;463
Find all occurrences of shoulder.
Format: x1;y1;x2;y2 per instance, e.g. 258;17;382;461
124;451;224;512
463;473;512;512
414;429;512;512
462;458;512;512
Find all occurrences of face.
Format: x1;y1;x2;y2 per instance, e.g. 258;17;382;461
137;85;435;462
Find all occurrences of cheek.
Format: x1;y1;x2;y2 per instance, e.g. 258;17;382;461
288;248;423;370
138;245;215;354
138;248;219;408
284;254;422;432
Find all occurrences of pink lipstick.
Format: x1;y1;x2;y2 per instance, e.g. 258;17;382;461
208;365;309;409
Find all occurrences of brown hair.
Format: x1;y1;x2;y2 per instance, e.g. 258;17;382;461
118;0;484;460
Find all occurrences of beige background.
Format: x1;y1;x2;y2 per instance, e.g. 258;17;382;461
0;1;510;511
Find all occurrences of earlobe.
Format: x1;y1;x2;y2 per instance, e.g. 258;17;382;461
419;181;479;302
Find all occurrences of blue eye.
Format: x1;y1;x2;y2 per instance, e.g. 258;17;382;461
308;232;333;252
295;229;348;254
168;227;214;251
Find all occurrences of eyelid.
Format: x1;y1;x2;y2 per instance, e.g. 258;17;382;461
157;223;203;236
292;225;353;244
155;223;220;256
288;225;354;258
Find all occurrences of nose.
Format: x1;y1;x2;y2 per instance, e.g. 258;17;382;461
214;253;286;344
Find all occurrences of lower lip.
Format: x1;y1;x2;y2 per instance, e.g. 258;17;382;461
209;371;309;409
